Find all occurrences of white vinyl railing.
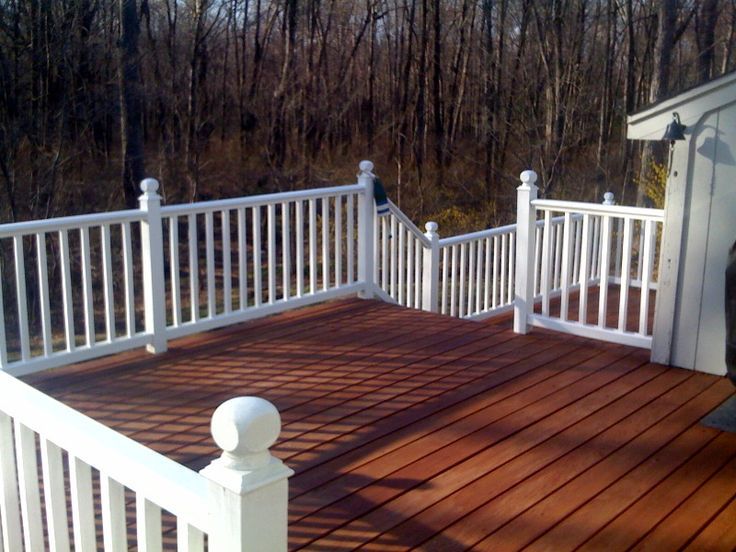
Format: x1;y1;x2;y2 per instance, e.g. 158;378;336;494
0;163;376;376
161;184;365;340
0;161;665;376
0;371;292;551
0;210;150;375
514;170;664;349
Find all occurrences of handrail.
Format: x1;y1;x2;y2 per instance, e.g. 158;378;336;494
162;183;363;216
0;209;143;238
532;199;664;220
439;222;516;248
386;200;431;247
0;371;209;533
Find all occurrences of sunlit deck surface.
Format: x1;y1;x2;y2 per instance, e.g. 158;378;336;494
25;298;736;551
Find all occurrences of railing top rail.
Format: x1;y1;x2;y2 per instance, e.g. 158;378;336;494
162;183;364;217
532;199;664;220
439;222;516;247
0;209;144;238
386;200;432;247
0;372;209;533
437;214;571;248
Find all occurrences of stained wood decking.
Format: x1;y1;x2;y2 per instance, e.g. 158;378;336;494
25;298;736;551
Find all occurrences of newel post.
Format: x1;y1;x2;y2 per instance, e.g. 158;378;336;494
139;179;167;353
201;397;294;552
513;170;538;334
422;222;440;312
357;160;376;299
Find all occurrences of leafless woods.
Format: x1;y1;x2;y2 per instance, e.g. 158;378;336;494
0;0;732;228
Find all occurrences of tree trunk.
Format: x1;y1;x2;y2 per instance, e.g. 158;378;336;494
637;0;676;206
118;0;145;208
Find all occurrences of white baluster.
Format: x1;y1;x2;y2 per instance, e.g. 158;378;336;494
560;213;573;321
476;238;483;314
334;197;341;288
168;218;181;328
205;211;216;316
69;457;96;552
100;475;127;551
79;228;94;347
58;230;75;351
484;237;491;311
283;202;291;299
639;219;656;336
617;217;633;331
381;217;389;292
597;214;613;328
35;234;52;357
0;412;22;550
346;194;355;283
323;197;331;291
101;224;115;341
459;243;467;317
450;244;458;316
253;206;263;306
492;235;499;309
136;495;162;552
238;208;248;309
414;235;422;307
540;210;553;316
578;214;592;325
40;438;71;552
176;520;204;552
467;241;476;315
14;422;43;551
441;246;449;314
267;204;276;303
390;215;397;298
398;224;406;305
223;210;232;313
188;214;199;322
295;201;304;297
309;199;317;294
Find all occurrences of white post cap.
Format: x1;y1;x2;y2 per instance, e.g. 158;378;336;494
424;221;438;235
139;178;161;200
603;192;615;205
202;396;293;494
359;160;375;177
210;396;281;471
519;170;538;189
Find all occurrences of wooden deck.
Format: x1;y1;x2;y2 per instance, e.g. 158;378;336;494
25;298;736;551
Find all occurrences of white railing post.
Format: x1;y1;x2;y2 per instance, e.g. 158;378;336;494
422;221;440;312
513;170;538;334
358;160;376;299
201;397;294;552
139;179;168;353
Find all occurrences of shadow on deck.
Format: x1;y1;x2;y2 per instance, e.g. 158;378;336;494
25;298;736;551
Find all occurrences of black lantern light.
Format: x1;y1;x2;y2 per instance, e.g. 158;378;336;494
662;112;687;143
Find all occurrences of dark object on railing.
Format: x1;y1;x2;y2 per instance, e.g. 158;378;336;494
373;178;389;216
727;240;736;385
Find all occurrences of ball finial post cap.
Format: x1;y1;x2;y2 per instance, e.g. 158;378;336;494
519;170;538;185
359;160;374;173
210;397;281;469
603;192;615;204
425;221;438;234
140;178;160;194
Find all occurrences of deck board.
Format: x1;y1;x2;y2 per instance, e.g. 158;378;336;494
24;298;736;551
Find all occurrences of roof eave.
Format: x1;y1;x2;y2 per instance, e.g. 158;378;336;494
627;71;736;140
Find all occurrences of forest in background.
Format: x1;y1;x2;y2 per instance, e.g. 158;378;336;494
0;0;731;232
